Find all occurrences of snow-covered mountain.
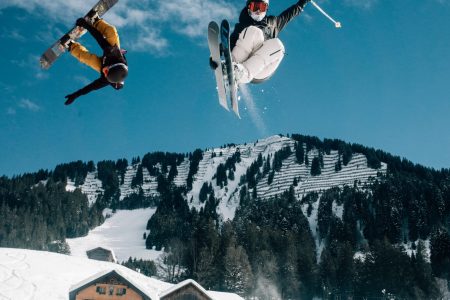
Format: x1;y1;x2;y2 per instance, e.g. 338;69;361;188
66;135;387;221
0;248;243;300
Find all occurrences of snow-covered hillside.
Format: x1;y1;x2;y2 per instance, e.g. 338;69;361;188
67;208;160;263
66;135;387;221
0;248;243;300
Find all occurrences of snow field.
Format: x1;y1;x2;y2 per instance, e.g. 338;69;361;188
67;208;161;263
0;248;243;300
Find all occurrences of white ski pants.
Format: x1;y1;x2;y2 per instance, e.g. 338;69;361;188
232;26;285;84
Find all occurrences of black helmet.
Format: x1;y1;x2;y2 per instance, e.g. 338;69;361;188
105;63;128;83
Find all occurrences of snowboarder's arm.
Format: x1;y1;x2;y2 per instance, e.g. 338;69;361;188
276;0;310;32
76;18;110;50
67;78;109;100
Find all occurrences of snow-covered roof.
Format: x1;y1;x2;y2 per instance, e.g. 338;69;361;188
159;279;212;299
86;246;117;262
69;269;151;300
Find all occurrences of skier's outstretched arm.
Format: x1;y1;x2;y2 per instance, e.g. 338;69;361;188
76;18;110;50
65;78;109;105
276;0;310;32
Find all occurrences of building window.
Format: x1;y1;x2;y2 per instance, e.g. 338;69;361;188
116;288;127;296
109;286;114;295
96;286;106;295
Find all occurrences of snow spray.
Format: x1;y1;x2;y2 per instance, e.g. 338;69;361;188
239;85;268;136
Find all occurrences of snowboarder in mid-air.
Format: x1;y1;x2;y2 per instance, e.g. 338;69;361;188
210;0;310;84
62;12;128;105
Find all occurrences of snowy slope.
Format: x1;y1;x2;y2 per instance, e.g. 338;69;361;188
185;135;386;220
66;171;103;206
67;208;161;263
0;248;243;300
65;135;387;221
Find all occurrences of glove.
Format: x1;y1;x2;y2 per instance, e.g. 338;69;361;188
64;93;79;106
76;18;88;28
209;57;218;70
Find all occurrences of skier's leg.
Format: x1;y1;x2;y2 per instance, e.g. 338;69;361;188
238;38;285;84
69;42;102;73
232;26;265;63
93;19;120;48
252;39;285;82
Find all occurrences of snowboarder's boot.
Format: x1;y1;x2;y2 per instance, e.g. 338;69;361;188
86;10;101;25
60;34;74;49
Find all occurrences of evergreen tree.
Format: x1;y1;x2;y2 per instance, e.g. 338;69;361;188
311;157;322;176
295;142;305;164
228;168;235;181
199;182;209;203
430;228;450;280
335;155;342;172
131;165;144;188
223;245;253;296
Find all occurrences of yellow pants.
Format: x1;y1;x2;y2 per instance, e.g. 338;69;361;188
70;19;120;73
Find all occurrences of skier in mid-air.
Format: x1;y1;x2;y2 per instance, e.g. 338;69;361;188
62;12;128;105
210;0;310;84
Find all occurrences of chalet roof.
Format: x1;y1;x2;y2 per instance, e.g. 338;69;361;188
86;246;117;262
69;269;152;300
159;279;213;299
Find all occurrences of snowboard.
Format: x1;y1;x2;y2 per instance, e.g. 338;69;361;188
39;0;119;70
207;20;240;118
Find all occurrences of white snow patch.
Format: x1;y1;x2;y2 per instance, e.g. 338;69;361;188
332;200;344;220
0;248;243;300
65;172;104;206
354;251;367;262
301;196;324;262
67;208;161;263
402;239;431;262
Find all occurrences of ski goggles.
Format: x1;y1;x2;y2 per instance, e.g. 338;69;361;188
248;1;268;13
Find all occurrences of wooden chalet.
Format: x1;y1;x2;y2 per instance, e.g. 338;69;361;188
69;269;152;300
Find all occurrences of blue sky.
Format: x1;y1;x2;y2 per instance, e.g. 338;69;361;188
1;0;450;176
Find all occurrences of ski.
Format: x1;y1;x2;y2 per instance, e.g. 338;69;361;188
39;0;119;70
220;20;240;118
207;21;229;112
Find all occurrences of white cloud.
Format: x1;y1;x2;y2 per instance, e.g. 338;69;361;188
0;29;26;42
19;99;40;112
344;0;378;9
155;0;236;37
0;0;237;54
11;54;49;81
74;75;91;85
35;72;49;80
129;27;168;53
0;82;16;93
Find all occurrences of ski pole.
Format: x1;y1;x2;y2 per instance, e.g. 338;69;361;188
310;0;342;28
